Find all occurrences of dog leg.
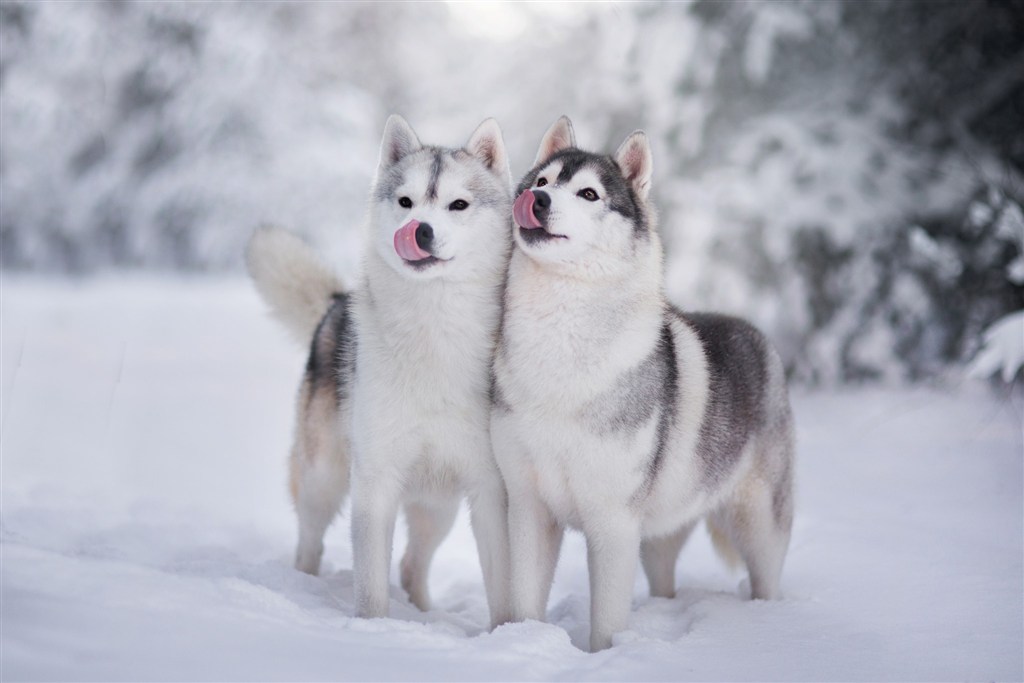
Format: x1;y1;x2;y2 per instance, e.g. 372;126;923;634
536;518;564;619
293;456;349;575
640;522;694;599
507;487;563;623
468;475;515;628
714;476;792;601
399;498;459;612
291;383;350;575
586;516;642;652
351;474;401;619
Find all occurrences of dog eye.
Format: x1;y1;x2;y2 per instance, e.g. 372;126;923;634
578;188;599;202
536;177;548;187
448;199;469;211
398;196;413;208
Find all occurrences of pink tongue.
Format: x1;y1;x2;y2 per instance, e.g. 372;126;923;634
513;191;542;229
394;220;431;261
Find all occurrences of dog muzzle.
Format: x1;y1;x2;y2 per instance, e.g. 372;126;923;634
393;219;431;262
513;191;543;230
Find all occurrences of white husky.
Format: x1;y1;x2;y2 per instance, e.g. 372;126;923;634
247;115;513;626
491;117;795;651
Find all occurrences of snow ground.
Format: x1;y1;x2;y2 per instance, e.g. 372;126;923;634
2;277;1021;682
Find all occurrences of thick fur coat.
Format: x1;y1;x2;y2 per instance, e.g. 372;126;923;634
247;116;514;627
491;117;795;651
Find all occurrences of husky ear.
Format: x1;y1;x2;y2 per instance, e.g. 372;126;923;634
534;115;576;165
378;114;422;170
466;118;511;187
615;131;653;202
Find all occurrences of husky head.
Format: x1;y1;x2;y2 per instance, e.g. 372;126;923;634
369;115;512;282
512;116;656;278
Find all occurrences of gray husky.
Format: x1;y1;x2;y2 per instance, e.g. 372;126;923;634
247;115;513;627
491;116;795;651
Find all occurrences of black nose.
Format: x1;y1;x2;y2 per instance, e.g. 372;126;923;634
415;222;433;251
532;190;551;222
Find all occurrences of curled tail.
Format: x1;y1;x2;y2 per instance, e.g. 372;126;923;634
245;226;345;344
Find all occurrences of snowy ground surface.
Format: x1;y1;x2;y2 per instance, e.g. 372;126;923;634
2;277;1021;682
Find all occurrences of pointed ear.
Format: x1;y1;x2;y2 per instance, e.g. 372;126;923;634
378;114;422;170
615;130;653;202
534;115;576;165
466;118;511;187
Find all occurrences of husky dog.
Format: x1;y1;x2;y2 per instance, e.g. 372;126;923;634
247;115;513;627
491;116;795;651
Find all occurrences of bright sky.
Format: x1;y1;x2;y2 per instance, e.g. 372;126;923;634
444;1;597;41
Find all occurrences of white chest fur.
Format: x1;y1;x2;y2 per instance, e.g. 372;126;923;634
351;255;503;492
493;251;674;524
496;253;662;409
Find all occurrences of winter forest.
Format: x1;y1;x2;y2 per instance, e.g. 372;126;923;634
3;0;1022;382
2;2;1022;681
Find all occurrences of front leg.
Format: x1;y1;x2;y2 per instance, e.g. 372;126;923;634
400;498;459;612
351;471;401;619
492;416;564;623
507;485;564;622
467;472;513;628
586;516;642;652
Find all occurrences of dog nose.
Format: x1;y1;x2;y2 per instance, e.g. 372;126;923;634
532;190;550;222
414;222;434;251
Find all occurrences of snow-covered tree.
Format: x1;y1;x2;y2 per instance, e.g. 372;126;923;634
2;0;1021;384
575;0;1024;383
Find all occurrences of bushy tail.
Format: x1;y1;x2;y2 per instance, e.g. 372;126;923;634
706;518;743;571
245;226;345;344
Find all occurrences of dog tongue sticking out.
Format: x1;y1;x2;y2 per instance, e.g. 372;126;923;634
393;220;431;262
513;191;543;229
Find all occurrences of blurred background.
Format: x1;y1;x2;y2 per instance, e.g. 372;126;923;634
2;0;1022;385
